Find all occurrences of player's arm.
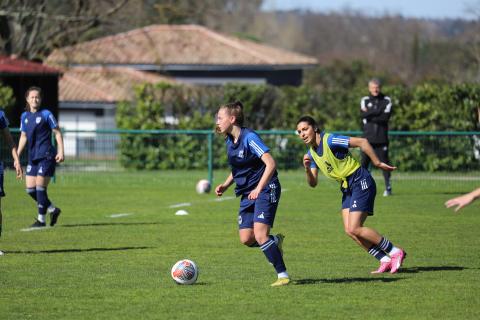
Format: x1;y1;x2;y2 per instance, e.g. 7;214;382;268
248;152;276;200
52;128;64;163
215;172;234;196
2;128;22;178
303;154;318;187
445;188;480;212
349;137;396;172
17;131;27;158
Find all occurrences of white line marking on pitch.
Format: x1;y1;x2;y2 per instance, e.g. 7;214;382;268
213;196;235;202
169;202;192;208
109;213;134;218
21;227;50;232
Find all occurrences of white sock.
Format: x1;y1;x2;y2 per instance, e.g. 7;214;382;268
278;272;289;279
47;204;55;213
37;214;46;223
389;246;401;255
380;256;391;263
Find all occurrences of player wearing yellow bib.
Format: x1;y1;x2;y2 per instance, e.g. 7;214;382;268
296;116;406;274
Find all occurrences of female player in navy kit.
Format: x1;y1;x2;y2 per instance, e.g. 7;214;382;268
215;101;289;286
0;110;23;255
296;116;406;274
17;87;64;228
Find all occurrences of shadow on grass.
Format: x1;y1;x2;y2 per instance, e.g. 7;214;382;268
60;222;162;228
6;246;153;254
294;277;403;285
399;266;466;273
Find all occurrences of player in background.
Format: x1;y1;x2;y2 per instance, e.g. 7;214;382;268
17;87;64;228
445;188;480;212
360;78;393;196
0;110;23;255
296;115;406;274
215;101;289;287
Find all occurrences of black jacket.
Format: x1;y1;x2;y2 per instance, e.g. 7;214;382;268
360;93;392;145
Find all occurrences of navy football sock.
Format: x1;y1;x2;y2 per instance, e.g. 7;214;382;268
36;186;49;215
260;236;286;274
27;187;37;201
368;245;388;261
378;237;395;254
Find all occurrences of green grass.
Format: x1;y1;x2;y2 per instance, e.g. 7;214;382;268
0;170;479;319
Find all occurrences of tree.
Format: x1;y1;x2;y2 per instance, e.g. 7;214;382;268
0;0;128;60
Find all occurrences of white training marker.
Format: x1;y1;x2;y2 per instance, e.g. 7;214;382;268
109;213;133;218
169;203;192;208
175;210;189;216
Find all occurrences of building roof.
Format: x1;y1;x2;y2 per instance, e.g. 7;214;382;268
59;67;175;102
46;24;318;67
0;55;60;75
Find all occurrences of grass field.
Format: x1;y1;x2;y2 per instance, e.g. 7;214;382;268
0;170;479;319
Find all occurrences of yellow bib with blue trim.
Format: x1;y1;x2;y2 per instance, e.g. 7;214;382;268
309;133;360;188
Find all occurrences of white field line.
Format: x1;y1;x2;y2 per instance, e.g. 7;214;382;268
21;226;50;232
169;202;192;208
212;196;235;202
109;213;134;218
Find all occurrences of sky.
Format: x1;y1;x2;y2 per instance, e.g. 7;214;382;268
261;0;478;20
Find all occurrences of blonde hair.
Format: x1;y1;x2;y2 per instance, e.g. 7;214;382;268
219;101;244;127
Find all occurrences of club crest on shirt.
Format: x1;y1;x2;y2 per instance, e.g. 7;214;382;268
237;150;244;159
325;161;333;173
36;116;41;124
24;118;28;124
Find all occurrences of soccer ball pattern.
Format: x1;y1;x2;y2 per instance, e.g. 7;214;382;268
171;259;199;285
196;179;211;194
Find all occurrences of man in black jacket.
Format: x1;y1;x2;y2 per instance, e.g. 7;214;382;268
360;78;393;196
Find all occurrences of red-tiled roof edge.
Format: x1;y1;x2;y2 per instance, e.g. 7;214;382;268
0;55;61;74
48;24;317;65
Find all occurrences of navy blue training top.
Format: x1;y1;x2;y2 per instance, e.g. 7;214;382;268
20;109;58;161
226;127;278;196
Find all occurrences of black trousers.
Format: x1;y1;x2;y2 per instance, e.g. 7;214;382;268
361;143;391;190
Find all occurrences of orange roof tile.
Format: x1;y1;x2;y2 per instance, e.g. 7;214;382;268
59;67;174;102
47;25;317;66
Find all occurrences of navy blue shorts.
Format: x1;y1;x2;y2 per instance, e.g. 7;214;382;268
0;162;4;197
238;179;281;229
341;168;376;215
26;157;56;177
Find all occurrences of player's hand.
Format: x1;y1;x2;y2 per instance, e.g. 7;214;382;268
14;161;23;179
55;152;64;163
303;154;311;169
377;162;396;172
445;194;474;212
215;184;228;196
248;188;260;200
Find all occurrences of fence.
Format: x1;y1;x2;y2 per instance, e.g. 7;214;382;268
2;129;480;187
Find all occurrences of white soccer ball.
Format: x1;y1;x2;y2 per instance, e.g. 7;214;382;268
196;179;211;194
171;259;199;285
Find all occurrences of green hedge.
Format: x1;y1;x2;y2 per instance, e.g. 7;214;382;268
116;82;480;171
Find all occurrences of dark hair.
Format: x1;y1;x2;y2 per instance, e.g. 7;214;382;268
219;101;244;127
25;86;42;111
296;115;320;133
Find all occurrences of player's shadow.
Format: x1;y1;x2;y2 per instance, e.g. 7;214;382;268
6;246;153;254
399;266;466;273
60;222;163;228
294;277;403;285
